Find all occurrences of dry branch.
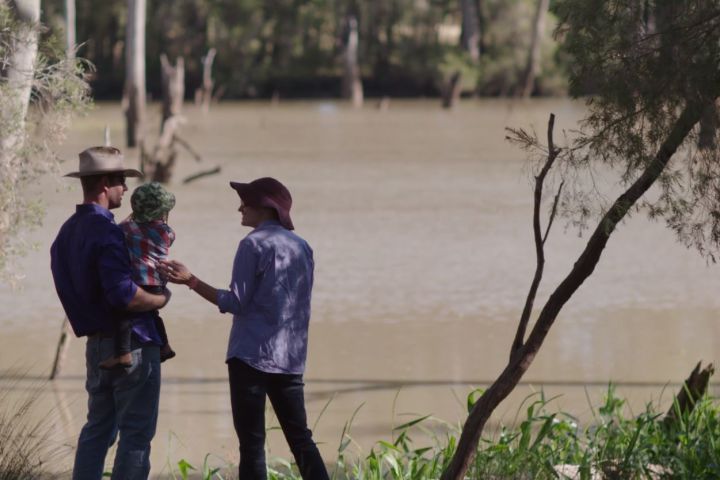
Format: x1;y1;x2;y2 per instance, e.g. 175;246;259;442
511;113;561;357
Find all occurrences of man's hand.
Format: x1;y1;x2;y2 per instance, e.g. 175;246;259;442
160;287;172;308
127;285;172;312
159;259;193;284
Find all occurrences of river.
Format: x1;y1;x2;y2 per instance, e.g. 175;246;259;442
1;99;718;477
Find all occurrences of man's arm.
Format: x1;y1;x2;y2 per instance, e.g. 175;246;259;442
126;286;172;312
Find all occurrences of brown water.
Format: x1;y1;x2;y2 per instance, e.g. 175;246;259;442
1;100;719;476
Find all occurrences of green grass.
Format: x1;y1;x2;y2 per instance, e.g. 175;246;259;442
212;386;720;480
4;381;720;479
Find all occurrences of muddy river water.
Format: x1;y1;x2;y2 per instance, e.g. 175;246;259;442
1;100;718;476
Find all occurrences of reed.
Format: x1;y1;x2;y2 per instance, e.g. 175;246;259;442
0;374;60;480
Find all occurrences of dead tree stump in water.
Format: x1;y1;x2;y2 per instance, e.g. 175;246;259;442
160;54;184;128
194;48;216;113
664;361;715;428
442;71;463;109
142;54;203;183
342;15;363;108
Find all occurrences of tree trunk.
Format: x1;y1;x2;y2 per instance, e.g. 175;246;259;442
0;0;40;162
442;71;463;109
342;15;363;108
65;0;75;58
664;362;715;428
518;0;550;97
440;100;708;480
698;101;720;150
194;48;215;113
460;0;481;63
124;0;146;148
160;54;184;128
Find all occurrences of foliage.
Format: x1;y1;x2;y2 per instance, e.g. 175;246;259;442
0;3;91;283
551;0;720;259
40;0;567;99
172;454;226;480
174;387;720;479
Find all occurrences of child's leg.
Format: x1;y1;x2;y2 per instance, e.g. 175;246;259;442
116;319;133;355
154;316;169;346
155;315;176;362
99;319;133;369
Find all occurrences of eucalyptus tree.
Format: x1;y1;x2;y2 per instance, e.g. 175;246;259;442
0;0;90;281
442;0;720;478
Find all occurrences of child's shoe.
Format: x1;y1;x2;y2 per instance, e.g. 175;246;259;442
160;344;176;362
99;352;133;370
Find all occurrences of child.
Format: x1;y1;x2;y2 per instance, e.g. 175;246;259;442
99;182;177;369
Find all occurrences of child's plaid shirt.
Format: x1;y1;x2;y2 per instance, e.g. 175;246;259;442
120;219;176;286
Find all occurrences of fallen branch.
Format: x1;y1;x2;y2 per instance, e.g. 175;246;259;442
183;166;221;184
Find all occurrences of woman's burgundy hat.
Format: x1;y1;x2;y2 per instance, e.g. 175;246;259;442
230;177;294;230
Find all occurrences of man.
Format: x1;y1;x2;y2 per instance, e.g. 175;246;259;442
50;146;171;480
159;177;329;480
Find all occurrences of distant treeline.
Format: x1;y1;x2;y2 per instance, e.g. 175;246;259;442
42;0;569;100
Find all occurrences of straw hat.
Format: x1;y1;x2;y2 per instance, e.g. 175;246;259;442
64;146;143;178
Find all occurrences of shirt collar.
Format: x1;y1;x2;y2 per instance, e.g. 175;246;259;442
255;219;282;230
76;203;115;221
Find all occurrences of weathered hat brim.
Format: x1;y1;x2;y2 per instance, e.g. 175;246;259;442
64;168;144;178
229;181;294;230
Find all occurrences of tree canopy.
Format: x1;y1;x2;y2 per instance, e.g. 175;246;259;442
41;0;568;99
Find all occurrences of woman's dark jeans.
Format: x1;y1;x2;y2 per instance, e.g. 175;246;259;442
227;358;329;480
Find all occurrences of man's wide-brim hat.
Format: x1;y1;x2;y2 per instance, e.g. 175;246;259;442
64;146;143;178
230;177;294;230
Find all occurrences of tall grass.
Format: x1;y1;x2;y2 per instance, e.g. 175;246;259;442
0;374;60;480
250;386;720;480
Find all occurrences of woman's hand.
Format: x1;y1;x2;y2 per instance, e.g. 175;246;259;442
159;259;193;284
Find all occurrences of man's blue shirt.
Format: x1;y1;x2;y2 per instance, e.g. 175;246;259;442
217;220;314;374
50;203;162;344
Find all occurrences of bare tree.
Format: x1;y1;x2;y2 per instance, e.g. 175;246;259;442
517;0;550;97
65;0;75;59
160;54;184;126
342;15;363;108
141;54;188;183
194;48;216;113
441;70;463;109
124;0;146;148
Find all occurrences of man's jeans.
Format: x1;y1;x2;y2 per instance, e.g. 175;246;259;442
72;336;161;480
227;358;329;480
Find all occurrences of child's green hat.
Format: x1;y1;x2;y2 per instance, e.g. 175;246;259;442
131;182;175;223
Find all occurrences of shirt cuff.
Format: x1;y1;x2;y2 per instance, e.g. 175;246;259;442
216;289;234;314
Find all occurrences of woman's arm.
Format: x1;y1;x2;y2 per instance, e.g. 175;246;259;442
159;259;219;306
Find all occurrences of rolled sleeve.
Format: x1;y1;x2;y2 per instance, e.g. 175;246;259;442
218;240;258;315
99;227;138;308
